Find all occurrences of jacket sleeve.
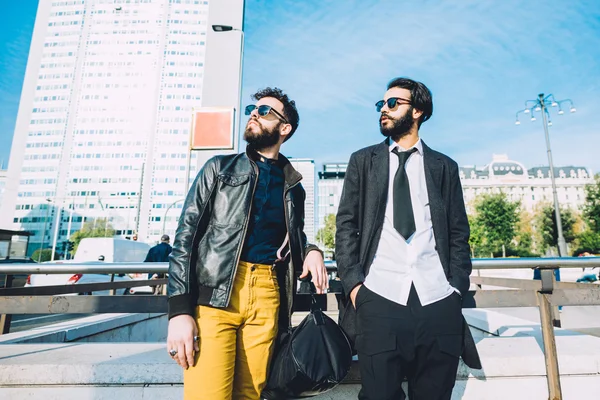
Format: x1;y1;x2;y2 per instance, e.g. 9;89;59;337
167;157;219;319
447;160;472;295
143;248;153;263
335;153;364;297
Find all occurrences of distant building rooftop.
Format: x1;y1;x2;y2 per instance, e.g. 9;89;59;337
459;154;591;181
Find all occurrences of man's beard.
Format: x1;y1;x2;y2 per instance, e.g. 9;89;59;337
380;106;416;141
243;119;282;150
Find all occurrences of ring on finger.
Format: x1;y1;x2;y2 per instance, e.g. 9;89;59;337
169;349;178;357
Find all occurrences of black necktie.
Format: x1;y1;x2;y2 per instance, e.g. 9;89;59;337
391;147;418;240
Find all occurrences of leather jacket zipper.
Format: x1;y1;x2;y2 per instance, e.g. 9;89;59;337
282;179;301;328
225;160;259;306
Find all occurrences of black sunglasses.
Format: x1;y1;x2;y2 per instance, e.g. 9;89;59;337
375;97;412;112
245;104;289;124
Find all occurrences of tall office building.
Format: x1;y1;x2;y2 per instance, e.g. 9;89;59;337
0;169;7;211
316;163;346;242
289;158;316;244
1;0;216;253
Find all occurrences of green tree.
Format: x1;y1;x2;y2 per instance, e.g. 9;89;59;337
582;175;600;233
31;248;58;263
574;230;600;254
514;210;537;256
468;214;484;257
469;192;521;257
316;214;336;253
534;204;577;252
69;218;115;255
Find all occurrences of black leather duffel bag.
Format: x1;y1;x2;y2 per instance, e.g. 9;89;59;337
262;295;353;399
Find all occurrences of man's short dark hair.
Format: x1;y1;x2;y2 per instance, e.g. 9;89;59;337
251;87;299;142
387;77;433;127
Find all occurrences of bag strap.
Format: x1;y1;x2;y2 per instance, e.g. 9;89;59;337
310;293;326;325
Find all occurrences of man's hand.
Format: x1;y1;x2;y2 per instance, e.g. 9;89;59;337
299;250;329;294
167;314;199;369
350;284;363;308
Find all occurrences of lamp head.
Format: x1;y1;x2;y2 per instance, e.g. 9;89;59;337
212;25;233;32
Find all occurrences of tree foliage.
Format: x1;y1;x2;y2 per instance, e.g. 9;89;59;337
69;218;115;255
582;175;600;233
514;210;537;256
534;204;577;252
468;192;521;257
31;248;59;263
316;214;336;252
574;230;600;254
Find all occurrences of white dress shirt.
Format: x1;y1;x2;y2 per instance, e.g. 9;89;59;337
363;138;457;306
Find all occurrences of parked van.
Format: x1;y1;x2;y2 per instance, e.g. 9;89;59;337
74;238;150;262
26;238;151;295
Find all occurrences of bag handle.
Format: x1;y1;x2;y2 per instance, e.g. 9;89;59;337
299;274;326;325
310;293;326;326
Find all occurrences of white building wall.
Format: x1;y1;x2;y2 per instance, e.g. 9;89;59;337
289;159;315;244
317;179;344;233
0;170;6;211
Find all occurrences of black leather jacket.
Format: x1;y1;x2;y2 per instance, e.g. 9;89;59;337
168;147;320;328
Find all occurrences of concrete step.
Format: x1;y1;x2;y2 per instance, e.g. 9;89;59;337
2;331;600;399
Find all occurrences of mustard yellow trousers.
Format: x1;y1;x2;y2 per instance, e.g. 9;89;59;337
183;261;280;400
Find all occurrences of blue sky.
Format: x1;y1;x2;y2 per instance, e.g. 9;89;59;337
242;0;600;173
2;0;599;173
0;0;37;168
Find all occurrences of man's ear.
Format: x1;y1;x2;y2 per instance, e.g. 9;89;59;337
279;123;292;141
413;108;423;122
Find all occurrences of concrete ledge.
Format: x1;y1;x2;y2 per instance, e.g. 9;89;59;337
4;379;600;400
464;308;553;337
2;333;600;399
2;333;600;385
0;313;166;344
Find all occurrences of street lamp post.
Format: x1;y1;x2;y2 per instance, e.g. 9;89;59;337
515;93;576;257
162;198;185;235
212;24;245;146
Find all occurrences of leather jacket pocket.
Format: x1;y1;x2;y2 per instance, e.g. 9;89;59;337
218;174;249;186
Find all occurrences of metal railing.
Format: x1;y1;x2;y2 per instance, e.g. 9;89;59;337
1;257;600;399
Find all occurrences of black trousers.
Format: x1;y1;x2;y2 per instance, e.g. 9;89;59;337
355;285;463;400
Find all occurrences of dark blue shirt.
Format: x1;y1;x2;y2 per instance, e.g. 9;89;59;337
240;155;287;265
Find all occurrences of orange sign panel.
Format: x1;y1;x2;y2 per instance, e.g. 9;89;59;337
190;107;235;150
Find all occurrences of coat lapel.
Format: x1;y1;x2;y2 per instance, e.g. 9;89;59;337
364;141;389;258
422;141;449;268
371;140;390;208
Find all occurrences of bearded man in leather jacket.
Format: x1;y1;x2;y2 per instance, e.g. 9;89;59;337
166;87;327;400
